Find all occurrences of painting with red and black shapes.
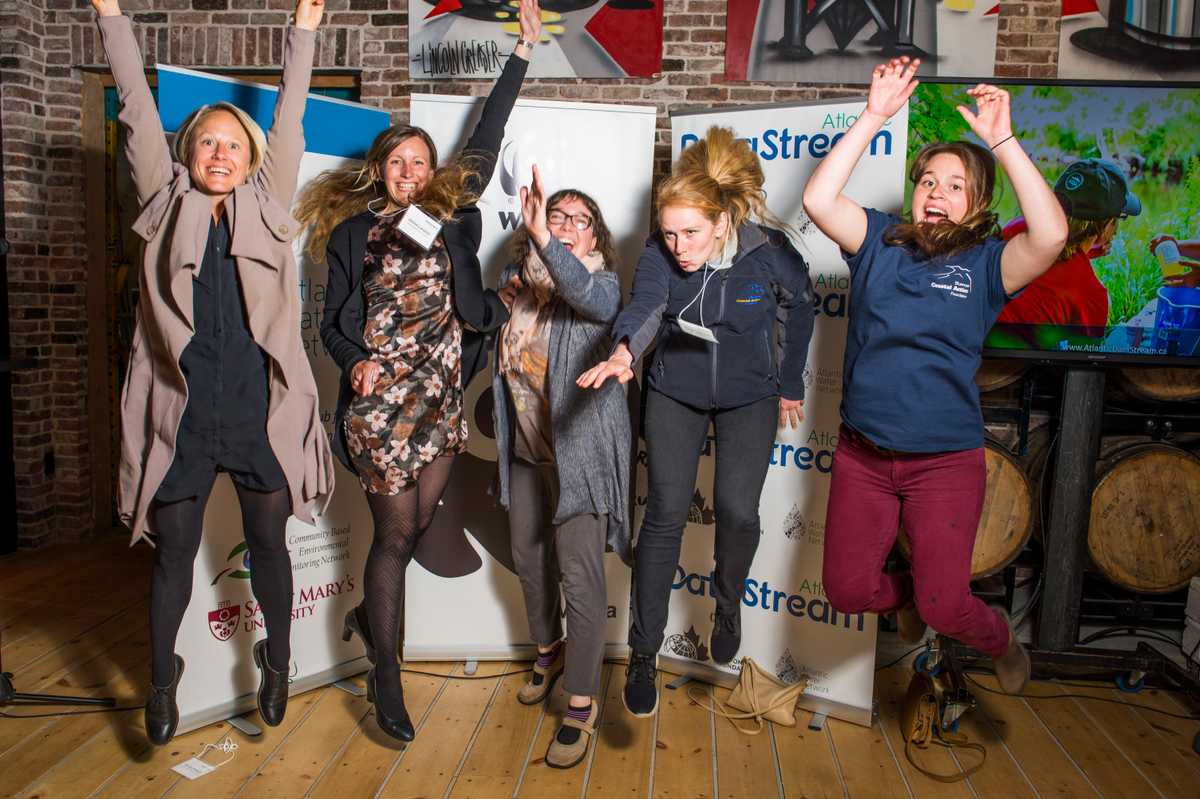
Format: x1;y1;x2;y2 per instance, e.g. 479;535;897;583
410;0;663;80
1058;0;1200;81
726;0;1001;85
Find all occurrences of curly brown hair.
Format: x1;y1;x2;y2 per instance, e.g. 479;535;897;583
884;141;1001;258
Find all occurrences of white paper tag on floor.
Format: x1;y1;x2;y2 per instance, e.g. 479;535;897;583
171;757;217;780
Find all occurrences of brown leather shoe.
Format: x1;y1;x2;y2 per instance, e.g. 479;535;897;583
518;641;564;705
993;612;1031;695
894;604;927;644
546;701;598;769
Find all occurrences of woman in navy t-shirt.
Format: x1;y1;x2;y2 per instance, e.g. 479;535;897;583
802;57;1067;694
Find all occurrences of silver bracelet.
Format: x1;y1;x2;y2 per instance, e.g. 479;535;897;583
515;37;536;49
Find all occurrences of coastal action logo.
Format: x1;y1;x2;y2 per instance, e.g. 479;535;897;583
208;602;240;642
931;265;973;299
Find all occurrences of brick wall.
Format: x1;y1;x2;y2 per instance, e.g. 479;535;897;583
1;0;1060;548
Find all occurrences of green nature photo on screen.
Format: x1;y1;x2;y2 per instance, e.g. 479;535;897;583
907;83;1200;362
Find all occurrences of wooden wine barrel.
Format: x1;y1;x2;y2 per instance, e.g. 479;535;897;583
1117;367;1200;403
975;358;1028;394
1088;443;1200;593
898;440;1035;578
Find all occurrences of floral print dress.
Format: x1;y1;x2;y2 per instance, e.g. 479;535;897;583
344;220;466;494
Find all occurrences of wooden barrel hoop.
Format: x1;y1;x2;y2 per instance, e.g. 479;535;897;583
975;358;1029;394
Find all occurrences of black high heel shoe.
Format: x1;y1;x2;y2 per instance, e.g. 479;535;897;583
253;640;289;727
145;654;185;745
342;604;376;664
366;667;415;742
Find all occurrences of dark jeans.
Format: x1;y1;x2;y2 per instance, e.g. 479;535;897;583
628;389;778;655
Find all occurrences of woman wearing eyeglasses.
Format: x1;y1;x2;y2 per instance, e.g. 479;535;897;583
492;167;631;769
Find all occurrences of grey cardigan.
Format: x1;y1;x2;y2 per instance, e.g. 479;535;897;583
492;239;633;565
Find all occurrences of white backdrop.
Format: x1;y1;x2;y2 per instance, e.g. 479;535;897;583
666;99;909;725
403;96;657;660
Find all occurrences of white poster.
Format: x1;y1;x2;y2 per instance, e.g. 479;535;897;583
154;70;392;735
404;95;657;660
666;100;909;725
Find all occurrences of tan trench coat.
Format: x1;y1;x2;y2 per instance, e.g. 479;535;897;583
100;15;334;544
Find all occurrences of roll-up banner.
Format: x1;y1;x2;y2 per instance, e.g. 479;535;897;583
404;95;657;661
155;67;391;734
666;100;909;726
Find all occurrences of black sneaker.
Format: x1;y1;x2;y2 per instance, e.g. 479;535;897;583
709;606;741;664
622;651;658;717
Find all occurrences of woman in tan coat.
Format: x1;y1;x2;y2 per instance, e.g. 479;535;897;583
93;0;333;745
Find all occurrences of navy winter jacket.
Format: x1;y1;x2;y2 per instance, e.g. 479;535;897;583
612;222;815;410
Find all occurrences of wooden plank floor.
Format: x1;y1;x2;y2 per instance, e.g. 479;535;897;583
3;535;1199;798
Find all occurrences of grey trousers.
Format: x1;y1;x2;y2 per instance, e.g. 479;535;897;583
508;459;607;697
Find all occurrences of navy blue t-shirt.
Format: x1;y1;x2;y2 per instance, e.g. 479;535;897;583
841;208;1009;452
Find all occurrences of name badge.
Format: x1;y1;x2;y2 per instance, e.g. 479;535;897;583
677;317;719;343
397;204;443;251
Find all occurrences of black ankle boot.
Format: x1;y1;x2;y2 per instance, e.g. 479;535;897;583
145;654;185;745
342;603;376;664
253;640;289;727
367;668;415;742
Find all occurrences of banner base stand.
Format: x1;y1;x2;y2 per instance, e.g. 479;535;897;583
807;711;828;731
333;679;366;697
665;673;694;690
464;660;479;676
228;716;262;737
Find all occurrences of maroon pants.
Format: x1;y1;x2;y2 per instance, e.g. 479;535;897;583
822;425;1009;658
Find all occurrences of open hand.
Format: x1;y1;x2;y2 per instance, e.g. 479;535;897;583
519;164;551;249
518;0;543;46
957;84;1013;149
350;360;381;397
779;397;804;429
865;57;920;120
294;0;325;31
90;0;122;17
577;345;635;389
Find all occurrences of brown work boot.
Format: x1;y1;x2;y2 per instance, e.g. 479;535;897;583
993;611;1031;695
894;603;927;644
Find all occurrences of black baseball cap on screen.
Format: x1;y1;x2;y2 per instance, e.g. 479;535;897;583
1053;159;1141;221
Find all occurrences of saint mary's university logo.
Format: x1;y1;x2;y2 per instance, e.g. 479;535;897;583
208;603;240;642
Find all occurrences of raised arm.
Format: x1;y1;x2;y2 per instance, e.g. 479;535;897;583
459;0;541;196
93;0;174;207
803;57;919;255
255;0;323;205
519;165;620;323
957;86;1067;295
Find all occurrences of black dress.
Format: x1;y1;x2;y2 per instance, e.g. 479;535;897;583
155;215;287;503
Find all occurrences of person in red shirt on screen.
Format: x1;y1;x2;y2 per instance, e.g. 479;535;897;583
996;159;1140;340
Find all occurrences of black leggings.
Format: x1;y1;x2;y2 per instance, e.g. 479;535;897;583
148;477;293;687
361;454;455;717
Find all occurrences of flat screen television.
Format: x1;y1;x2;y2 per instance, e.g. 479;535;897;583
908;80;1200;365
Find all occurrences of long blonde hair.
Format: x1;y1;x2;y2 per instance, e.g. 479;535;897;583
295;124;480;262
655;126;790;235
884;141;1000;258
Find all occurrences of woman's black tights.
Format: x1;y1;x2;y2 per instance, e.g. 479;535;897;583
363;454;455;719
149;479;293;687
